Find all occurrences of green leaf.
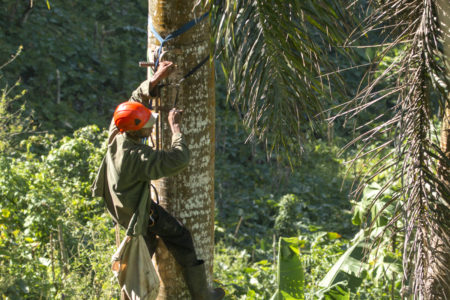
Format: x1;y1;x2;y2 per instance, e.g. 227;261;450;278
244;267;258;274
1;208;10;218
327;232;342;240
271;237;304;300
318;231;368;291
317;281;350;300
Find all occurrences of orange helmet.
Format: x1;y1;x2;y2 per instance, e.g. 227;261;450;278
113;102;158;132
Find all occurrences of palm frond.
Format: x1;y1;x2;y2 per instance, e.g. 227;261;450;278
212;0;354;154
343;0;450;298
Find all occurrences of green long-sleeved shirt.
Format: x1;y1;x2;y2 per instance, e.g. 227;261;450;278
91;80;190;235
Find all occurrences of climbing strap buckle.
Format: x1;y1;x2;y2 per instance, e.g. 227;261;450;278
149;209;155;227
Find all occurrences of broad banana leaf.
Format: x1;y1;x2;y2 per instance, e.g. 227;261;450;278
316;281;350;300
317;231;368;297
270;237;304;300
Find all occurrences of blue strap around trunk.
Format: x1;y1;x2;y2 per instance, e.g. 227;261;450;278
149;11;209;70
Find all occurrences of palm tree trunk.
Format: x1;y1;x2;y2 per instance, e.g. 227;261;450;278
147;1;215;299
424;0;450;298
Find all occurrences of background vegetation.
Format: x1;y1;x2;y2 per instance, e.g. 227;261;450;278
0;0;447;299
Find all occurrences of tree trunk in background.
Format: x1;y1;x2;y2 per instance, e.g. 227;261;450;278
147;1;215;299
425;1;450;298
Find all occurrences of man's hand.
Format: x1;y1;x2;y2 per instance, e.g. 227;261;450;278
150;61;175;89
168;108;183;134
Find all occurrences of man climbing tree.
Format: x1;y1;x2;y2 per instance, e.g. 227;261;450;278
91;61;224;300
146;1;216;299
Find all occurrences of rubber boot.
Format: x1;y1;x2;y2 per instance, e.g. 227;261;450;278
182;261;225;300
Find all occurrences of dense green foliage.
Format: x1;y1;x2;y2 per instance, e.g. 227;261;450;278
0;0;147;133
0;126;117;298
212;97;403;299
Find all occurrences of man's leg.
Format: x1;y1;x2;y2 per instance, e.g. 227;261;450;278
145;201;198;267
145;202;224;300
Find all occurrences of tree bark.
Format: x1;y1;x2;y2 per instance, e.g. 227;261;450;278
147;1;215;299
424;1;450;298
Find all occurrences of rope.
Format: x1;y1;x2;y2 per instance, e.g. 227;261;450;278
181;55;209;81
172;55;209;107
149;11;209;70
159;55;209;88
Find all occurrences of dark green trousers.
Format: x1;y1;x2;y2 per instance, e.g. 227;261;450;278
144;201;199;268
